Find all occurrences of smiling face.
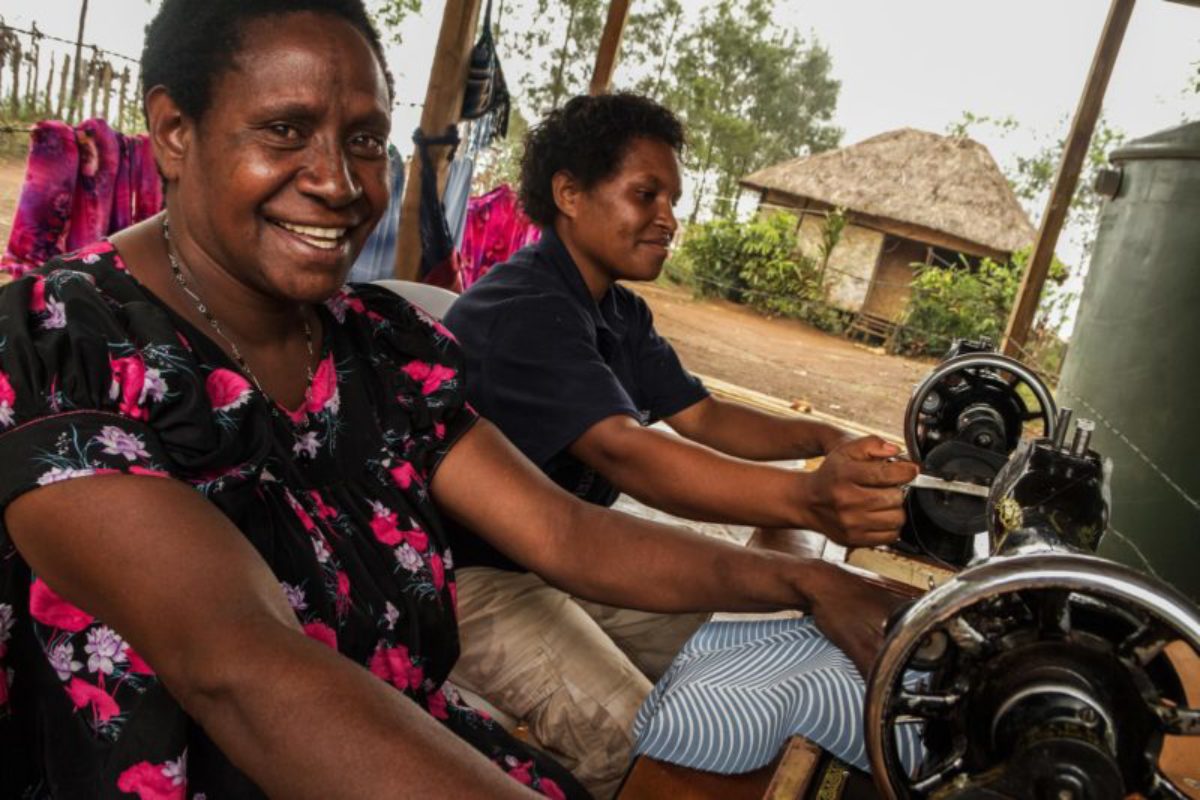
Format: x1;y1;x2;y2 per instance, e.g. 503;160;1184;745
553;136;682;298
163;11;391;304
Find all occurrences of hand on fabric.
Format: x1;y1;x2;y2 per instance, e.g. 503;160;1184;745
798;436;918;546
806;563;911;678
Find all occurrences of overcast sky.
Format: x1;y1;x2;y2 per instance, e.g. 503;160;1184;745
4;0;1197;289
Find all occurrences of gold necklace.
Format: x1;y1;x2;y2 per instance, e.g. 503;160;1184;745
162;216;315;396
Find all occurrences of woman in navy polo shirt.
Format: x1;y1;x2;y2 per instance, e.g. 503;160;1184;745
444;94;918;796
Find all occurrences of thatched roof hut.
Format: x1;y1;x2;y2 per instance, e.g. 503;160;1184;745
740;128;1035;327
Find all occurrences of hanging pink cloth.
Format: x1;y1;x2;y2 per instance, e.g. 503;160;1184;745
460;184;540;289
2;119;163;277
1;121;79;277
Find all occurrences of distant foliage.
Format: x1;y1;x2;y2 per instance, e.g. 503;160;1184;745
896;249;1068;362
668;215;847;332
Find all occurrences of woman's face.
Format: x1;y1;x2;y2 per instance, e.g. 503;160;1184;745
172;11;391;303
558;136;682;293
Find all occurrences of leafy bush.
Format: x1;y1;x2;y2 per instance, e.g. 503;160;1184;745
674;217;758;301
896;249;1069;363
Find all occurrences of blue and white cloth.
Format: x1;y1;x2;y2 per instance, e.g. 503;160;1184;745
632;618;925;775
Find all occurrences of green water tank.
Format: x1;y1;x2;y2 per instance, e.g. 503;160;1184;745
1057;120;1200;602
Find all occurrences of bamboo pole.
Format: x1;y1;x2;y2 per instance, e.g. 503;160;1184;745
101;62;113;120
1002;0;1137;358
392;0;482;281
57;54;71;119
116;66;130;131
589;0;632;95
44;53;56;115
9;42;21;117
88;58;101;120
70;0;90;123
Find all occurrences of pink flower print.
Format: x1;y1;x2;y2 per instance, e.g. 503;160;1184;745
383;602;400;630
48;641;84;680
309;491;338;520
335;571;352;617
404;526;429;553
65;676;120;722
538;777;567;800
448;581;458;614
84;625;129;675
369;643;424;691
401;360;457;396
42;298;67;330
0;371;15;428
128;466;170;479
292;431;321;459
395;543;423;573
302;622;338;651
324;289;366;323
176;331;192;351
390;462;421;490
29;275;47;313
285;491;317;533
95;426;151;462
505;758;534;786
370;508;404;546
281;582;308;612
429;552;445;590
305;355;339;415
116;757;187;800
206;368;253;412
426;687;449;720
30;578;94;631
36;466;96;485
434;421;446;439
126;646;156;676
109;354;149;421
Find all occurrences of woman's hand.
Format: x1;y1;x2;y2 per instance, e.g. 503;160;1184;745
803;561;911;677
796;436;918;547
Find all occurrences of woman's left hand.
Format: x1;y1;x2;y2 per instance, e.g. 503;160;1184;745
803;562;912;678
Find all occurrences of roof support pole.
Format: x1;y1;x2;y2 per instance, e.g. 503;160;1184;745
589;0;632;95
1002;0;1136;358
392;0;482;280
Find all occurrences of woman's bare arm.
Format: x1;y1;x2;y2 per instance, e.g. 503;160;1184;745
6;474;536;800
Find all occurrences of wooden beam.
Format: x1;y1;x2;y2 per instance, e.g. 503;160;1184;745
589;0;633;95
392;0;483;281
1002;0;1136;358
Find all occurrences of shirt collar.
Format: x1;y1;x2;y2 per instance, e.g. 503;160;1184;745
537;227;625;334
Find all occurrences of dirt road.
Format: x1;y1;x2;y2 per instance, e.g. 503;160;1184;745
629;281;932;436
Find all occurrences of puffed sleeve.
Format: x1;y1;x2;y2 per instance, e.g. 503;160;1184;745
340;284;478;482
0;253;261;522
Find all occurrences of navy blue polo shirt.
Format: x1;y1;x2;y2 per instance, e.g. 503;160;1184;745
444;227;709;571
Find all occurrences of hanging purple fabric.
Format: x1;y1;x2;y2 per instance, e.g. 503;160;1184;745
66;118;120;252
1;121;79;277
3;121;164;278
460;184;540;290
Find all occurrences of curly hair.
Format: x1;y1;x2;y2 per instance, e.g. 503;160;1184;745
519;93;685;227
141;0;394;123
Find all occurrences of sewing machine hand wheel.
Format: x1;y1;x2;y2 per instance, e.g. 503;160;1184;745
864;552;1200;799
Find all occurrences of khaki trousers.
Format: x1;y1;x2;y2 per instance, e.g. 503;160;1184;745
450;566;707;799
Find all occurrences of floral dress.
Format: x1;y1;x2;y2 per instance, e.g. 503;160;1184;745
0;242;586;799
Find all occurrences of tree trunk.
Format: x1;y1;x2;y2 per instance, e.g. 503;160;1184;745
688;135;717;225
70;0;89;123
651;9;682;100
550;0;579;110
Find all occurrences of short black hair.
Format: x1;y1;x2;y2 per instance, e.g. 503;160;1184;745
141;0;394;123
519;93;685;227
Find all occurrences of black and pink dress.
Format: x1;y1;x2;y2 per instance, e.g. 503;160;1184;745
0;241;584;799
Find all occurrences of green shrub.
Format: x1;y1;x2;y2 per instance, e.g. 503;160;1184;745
675;217;756;301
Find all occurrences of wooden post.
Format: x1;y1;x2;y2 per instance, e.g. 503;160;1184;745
9;42;20;117
101;62;113;120
392;0;482;281
1002;0;1136;358
70;0;89;122
57;54;71;119
88;56;101;120
116;66;130;131
589;0;633;95
44;53;56;115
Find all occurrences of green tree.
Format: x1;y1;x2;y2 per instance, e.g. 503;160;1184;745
371;0;423;42
506;0;608;114
664;0;841;223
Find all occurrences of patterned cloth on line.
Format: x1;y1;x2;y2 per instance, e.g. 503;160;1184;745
632;617;925;775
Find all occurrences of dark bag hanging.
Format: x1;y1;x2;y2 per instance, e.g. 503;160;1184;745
460;0;510;141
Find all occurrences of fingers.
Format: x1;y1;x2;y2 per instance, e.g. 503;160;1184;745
838;527;901;547
837;435;902;461
843;456;919;488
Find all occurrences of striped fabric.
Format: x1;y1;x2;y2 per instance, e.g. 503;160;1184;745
632;618;925;775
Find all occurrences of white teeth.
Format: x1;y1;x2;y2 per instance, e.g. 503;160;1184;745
276;221;346;243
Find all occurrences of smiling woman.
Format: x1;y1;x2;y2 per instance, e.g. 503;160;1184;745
0;3;915;799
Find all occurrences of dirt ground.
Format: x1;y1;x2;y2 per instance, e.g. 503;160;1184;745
0;151;931;434
629;281;932;435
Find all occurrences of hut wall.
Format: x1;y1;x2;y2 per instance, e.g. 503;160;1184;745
796;216;881;313
861;235;926;322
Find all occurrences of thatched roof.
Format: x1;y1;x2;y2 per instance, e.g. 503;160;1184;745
741;128;1035;254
